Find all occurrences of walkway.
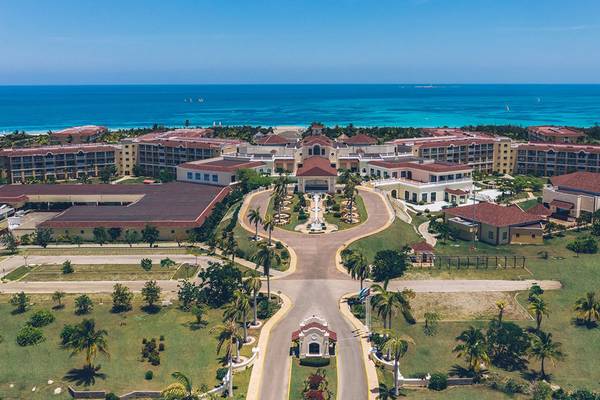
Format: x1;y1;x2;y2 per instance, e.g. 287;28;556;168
417;220;437;247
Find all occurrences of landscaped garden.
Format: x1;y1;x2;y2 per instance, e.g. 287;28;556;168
289;357;337;400
323;192;367;230
0;261;282;399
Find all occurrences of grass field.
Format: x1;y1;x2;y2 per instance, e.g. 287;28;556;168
266;193;301;232
289;357;337;400
115;176;153;185
0;294;261;399
348;218;421;263
21;247;189;256
7;263;198;282
324;194;368;231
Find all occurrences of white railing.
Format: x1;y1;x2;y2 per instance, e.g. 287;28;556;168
371;177;473;188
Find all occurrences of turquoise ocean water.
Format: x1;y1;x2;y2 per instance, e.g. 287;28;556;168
0;84;599;133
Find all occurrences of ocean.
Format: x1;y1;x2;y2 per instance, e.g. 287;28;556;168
0;84;599;133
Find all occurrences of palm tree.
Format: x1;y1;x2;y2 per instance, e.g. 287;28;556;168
52;290;66;308
376;382;399;399
495;300;507;324
574;291;600;326
381;332;414;395
262;214;275;246
371;283;399;330
214;320;242;397
343;181;358;217
224;289;252;343
67;319;109;368
347;252;370;290
528;296;549;332
248;207;262;240
221;231;238;263
452;326;490;374
244;275;262;326
252;241;281;312
161;371;200;400
529;331;565;380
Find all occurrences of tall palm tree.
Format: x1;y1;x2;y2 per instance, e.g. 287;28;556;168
528;296;549;332
224;289;252;343
221;231;238;264
381;332;414;395
376;382;399;399
252;241;281;312
452;326;490;374
347;252;370;290
247;207;262;240
67;319;109;368
529;331;565;380
495;300;507;324
396;289;416;325
244;275;262;325
161;371;200;400
343;181;358;214
371;283;399;330
574;291;600;325
262;214;275;246
214;320;242;397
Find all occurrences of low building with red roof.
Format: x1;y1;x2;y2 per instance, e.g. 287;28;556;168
542;171;600;220
254;134;294;146
296;156;337;192
528;126;585;144
176;156;265;186
410;241;435;263
50;125;108;145
444;202;544;245
339;133;378;146
291;315;336;359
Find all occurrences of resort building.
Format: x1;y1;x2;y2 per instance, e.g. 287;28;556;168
367;159;473;204
133;128;241;177
528;126;585;144
49;125;108;145
292;315;337;359
296;156;338;193
176;156;265;186
514;142;600;176
542;171;600;219
0;182;230;240
0;144;121;183
444;202;544;245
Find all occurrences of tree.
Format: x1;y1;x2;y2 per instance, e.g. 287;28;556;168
262;214;275;246
453;326;490;375
140;258;153;271
376;383;399;400
371;249;408;282
107;227;122;242
52;290;66;309
567;235;598;256
423;311;440;336
528;296;549;332
35;227;53;248
371;283;399;331
248;207;263;240
177;280;200;311
529;331;565;380
214;320;241;397
161;371;200;400
62;259;74;274
1;231;18;254
191;303;207;325
346;252;370;290
65;319;109;368
252;241;281;312
224;289;252;343
10;291;29;313
381;333;414;395
142;225;160;247
74;294;93;315
198;262;243;307
244;275;262;326
160;257;176;268
141;280;161;310
92;227;108;246
496;300;507;324
221;231;238;263
486;321;530;371
124;229;141;247
111;283;133;312
71;235;83;247
574;291;600;326
99;165;116;183
159;168;175;183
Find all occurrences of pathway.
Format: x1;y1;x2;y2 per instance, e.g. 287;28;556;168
417;220;437;246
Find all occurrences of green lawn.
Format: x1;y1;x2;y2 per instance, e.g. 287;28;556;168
0;294;259;399
516;198;540;211
289;357;337;400
115;176;154;184
12;263;197;282
266;192;302;232
348;218;421;263
324;194;368;231
21;247;189;256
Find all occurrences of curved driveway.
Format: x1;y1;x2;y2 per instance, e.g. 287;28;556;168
244;189;393;400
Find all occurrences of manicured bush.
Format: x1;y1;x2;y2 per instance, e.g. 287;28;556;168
145;370;153;380
300;357;330;367
275;241;284;250
16;325;45;346
28;309;55;327
280;249;289;260
428;372;448;391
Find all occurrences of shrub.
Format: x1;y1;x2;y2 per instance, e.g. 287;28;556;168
275;241;284;250
333;212;341;218
300;357;330;367
531;381;552;400
28;309;55;327
145;370;153;380
216;367;229;380
257;298;279;319
60;324;77;345
158;343;165;351
428;372;448;391
62;260;74;274
332;204;341;212
140;258;153;271
16;325;45;346
105;393;119;400
280;249;289;260
148;352;160;366
10;292;30;313
74;294;93;315
160;335;165;341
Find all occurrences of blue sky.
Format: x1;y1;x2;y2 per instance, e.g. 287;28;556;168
0;0;599;84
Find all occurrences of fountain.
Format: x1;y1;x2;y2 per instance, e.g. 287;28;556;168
309;193;324;232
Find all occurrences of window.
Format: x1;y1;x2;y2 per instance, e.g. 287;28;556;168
187;172;193;179
204;173;210;181
212;174;218;182
516;233;520;238
502;231;508;240
421;193;427;202
195;173;201;180
431;192;436;202
488;231;494;240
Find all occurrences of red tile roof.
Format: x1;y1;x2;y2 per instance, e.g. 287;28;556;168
421;128;469;137
445;202;542;227
368;160;471;173
0;144;119;157
255;134;293;145
415;137;495;148
526;203;553;217
550;199;574;210
136;128;240;150
179;158;264;172
516;143;600;154
445;188;469;195
296;156;337;177
528;126;584;138
340;134;377;145
550;172;600;194
301;136;333;147
411;241;435;253
51;125;108;138
291;322;337;341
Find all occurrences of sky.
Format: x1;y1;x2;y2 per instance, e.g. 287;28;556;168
0;0;599;84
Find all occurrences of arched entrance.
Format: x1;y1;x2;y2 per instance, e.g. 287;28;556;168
391;189;397;199
308;342;321;356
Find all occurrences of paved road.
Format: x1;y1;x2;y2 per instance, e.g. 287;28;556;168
246;189;393;400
